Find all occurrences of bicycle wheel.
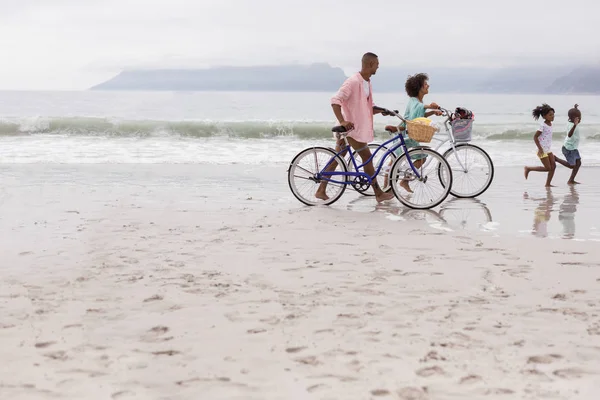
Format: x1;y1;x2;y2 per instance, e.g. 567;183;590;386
389;147;452;209
439;198;493;230
441;144;494;198
288;146;348;206
345;143;396;196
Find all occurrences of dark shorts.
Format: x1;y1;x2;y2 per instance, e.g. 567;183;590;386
561;146;581;166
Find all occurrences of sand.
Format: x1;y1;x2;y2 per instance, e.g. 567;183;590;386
1;164;600;400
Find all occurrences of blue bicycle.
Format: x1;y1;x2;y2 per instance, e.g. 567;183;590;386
287;108;453;209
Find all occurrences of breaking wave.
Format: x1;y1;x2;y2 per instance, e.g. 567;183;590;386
1;117;599;141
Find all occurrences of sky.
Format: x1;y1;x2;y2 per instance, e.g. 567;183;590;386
0;0;598;90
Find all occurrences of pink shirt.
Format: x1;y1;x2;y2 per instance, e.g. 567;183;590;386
330;72;374;143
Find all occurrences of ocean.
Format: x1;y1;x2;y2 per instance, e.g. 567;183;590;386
1;90;599;165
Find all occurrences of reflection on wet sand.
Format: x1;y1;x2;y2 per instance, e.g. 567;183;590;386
341;166;597;240
558;186;580;239
522;187;580;239
523;188;557;238
347;196;494;232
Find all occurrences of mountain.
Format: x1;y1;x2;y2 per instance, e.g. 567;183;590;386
90;63;347;92
546;66;600;94
90;63;600;94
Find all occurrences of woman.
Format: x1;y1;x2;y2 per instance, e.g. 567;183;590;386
384;73;442;191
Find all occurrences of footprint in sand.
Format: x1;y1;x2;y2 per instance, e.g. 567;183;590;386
396;387;428;400
520;369;552;381
35;342;57;349
295;356;321;366
527;354;563;364
416;366;446;377
503;266;531;278
307;384;328;393
553;368;590;379
285;347;307;354
111;391;136;399
247;328;267;334
420;351;447;362
459;375;482;385
151;350;180;356
485;388;515;395
588;325;600;335
141;326;173;343
143;295;163;302
370;389;391;396
44;351;68;361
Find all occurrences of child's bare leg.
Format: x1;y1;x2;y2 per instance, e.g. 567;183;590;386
524;156;551;179
555;156;571;168
568;159;581;184
545;153;556;187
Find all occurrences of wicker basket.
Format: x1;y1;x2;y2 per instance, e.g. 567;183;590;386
406;120;437;143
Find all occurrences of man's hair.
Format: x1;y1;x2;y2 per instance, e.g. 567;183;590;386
362;52;378;64
405;73;428;97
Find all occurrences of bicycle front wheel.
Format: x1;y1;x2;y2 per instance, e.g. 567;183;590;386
390;147;452;209
442;144;494;198
287;146;348;206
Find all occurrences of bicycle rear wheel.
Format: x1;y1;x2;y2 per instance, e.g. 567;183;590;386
345;143;396;196
442;144;494;198
389;147;452;209
288;146;348;206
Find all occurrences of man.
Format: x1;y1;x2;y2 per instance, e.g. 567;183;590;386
315;52;395;203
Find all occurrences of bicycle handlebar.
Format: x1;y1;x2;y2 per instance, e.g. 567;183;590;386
331;105;453;133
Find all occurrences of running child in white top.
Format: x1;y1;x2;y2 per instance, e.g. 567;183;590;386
524;103;556;187
555;104;582;185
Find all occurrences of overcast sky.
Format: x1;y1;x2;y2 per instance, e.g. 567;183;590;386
1;0;598;90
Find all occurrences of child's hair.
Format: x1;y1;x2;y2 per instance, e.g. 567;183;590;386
568;104;581;121
532;103;555;120
405;73;428;97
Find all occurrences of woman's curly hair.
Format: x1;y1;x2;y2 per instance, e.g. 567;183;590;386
405;73;428;97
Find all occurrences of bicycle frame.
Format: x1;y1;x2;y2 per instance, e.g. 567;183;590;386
317;132;420;186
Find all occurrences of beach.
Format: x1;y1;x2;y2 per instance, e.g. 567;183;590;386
1;163;600;400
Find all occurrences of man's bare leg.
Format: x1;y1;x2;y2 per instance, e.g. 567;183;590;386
316;137;394;202
349;137;394;202
315;139;346;200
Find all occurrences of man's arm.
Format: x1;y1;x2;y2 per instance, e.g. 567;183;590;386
331;78;355;129
332;104;345;124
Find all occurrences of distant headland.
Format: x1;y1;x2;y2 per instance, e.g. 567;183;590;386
90;63;600;94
